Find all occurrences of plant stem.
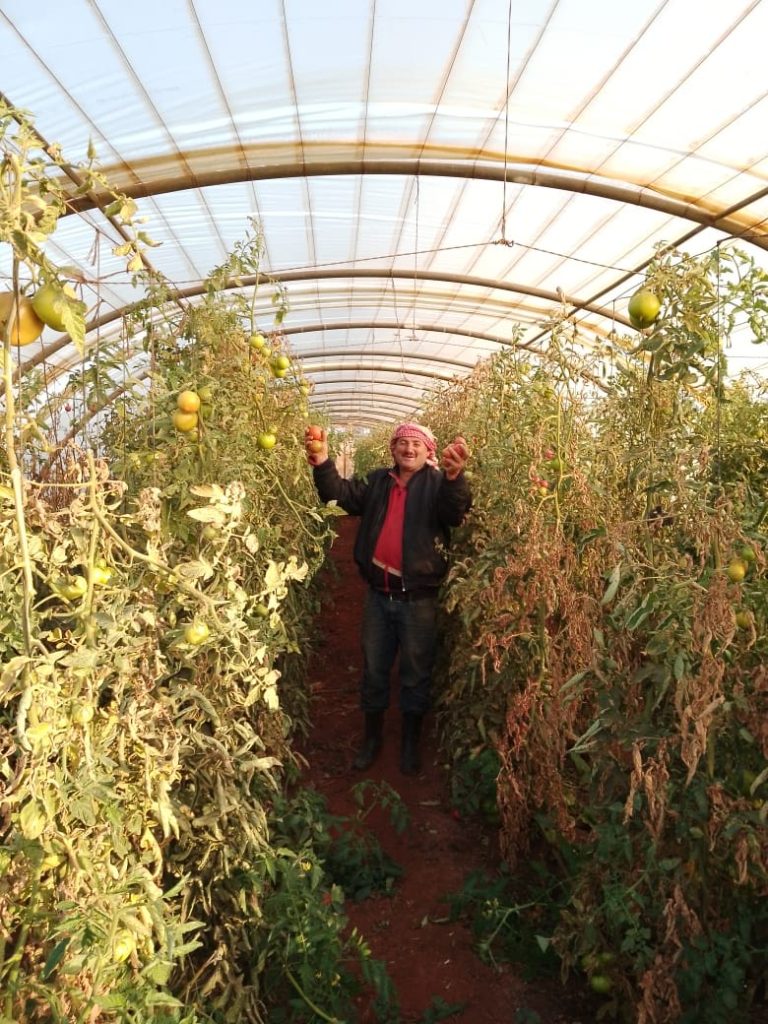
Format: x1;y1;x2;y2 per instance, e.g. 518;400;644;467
285;967;342;1023
3;262;35;658
84;451;223;624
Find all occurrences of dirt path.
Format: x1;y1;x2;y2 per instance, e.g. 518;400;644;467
299;516;589;1024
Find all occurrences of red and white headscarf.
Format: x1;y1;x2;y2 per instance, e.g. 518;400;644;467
390;422;438;467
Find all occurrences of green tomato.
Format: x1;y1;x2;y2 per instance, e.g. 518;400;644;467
184;621;210;645
31;282;78;333
62;575;88;600
589;974;613;995
627;288;661;329
90;565;112;586
111;930;136;963
72;702;95;725
257;432;277;450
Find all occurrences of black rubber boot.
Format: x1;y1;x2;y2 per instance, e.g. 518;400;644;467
400;713;424;776
352;711;384;771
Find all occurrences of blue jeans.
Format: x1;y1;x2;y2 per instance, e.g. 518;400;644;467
360;588;438;715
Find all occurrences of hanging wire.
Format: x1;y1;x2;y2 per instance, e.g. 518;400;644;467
389;273;408;379
92;232;103;454
715;241;723;489
497;0;514;248
412;174;419;342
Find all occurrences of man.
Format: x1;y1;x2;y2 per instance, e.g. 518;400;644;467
304;422;471;775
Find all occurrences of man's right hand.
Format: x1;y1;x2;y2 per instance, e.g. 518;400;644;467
304;425;329;466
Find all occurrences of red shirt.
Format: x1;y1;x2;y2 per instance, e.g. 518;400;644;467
372;471;407;573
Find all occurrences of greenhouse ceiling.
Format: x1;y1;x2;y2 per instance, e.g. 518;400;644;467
2;0;768;429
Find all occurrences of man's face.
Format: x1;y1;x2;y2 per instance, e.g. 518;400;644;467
392;436;429;474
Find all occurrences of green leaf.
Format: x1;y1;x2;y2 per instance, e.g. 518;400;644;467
600;564;622;606
61;302;86;356
41;937;70;981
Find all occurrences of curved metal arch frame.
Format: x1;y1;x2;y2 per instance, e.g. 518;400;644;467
14;268;619;383
228;269;635;329
309;376;438;395
66;154;768;249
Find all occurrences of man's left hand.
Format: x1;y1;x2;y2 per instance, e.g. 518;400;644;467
441;436;470;480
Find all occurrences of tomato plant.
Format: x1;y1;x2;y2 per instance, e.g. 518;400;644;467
0;117;344;1024
423;244;768;1024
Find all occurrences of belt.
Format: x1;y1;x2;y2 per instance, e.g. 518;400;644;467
372;586;436;602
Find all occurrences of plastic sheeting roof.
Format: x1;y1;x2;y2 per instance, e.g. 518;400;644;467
3;0;768;428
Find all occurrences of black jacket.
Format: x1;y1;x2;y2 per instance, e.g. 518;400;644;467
313;459;472;591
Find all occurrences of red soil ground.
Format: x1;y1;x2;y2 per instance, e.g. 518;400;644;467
300;515;593;1024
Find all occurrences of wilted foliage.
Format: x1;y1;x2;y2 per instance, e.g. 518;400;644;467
426;248;768;1022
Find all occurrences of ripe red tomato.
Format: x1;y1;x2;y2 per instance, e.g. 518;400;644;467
307;425;323;441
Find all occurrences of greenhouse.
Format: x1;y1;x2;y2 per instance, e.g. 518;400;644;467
0;1;767;1021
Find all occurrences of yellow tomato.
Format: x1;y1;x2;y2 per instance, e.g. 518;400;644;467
727;560;747;583
177;389;201;413
173;409;198;433
0;292;44;346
